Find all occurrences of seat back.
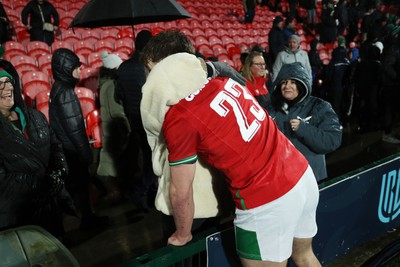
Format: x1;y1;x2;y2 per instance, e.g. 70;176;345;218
85;109;102;148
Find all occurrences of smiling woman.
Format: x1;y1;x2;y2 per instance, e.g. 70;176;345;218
262;62;343;182
0;59;74;241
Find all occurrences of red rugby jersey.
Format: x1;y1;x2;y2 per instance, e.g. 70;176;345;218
163;78;308;210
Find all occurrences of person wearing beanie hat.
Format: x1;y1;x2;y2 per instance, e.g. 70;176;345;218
372;41;384;54
272;34;312;82
0;59;72;240
263;62;342;182
101;51;123;70
97;49;131;203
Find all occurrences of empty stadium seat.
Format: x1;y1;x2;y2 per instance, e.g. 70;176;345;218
78;67;99;91
117;28;133;39
16;31;30;45
3;41;26;59
51;40;74;53
61;29;81;42
114;38;133;55
100;28;119;41
10;55;39;78
23;83;50;108
93;40;114;53
37;54;52;76
85;109;102;148
35;90;50;108
81;29;101;43
26;41;51;60
74;40;94;58
21;70;51;90
75;86;97;117
87;52;102;69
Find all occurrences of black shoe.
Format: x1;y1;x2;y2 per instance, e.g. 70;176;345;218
80;214;110;230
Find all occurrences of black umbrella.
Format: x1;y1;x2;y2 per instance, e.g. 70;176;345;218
69;0;191;29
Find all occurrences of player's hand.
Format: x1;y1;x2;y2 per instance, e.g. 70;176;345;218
167;231;193;246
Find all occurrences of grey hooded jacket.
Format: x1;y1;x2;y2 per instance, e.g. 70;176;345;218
262;62;342;182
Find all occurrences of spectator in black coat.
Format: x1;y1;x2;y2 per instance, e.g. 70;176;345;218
0;59;72;240
49;48;109;229
115;30;156;211
319;3;338;44
308;38;325;82
268;16;286;62
21;0;59;45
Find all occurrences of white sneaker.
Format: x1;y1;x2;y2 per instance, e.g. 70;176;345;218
382;134;400;144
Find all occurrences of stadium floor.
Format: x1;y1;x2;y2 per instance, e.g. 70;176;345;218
64;121;400;267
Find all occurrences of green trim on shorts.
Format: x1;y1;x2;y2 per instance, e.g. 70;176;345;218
235;226;262;260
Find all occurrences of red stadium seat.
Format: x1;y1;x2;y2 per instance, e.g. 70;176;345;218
21;70;51;90
87;52;102;69
16;30;30;45
61;29;81;42
74;40;94;58
117;28;133;39
114;38;133;55
100;28;119;41
75;86;97;118
35;90;50;108
78;67;99;91
85;109;102;148
81;29;101;43
26;41;51;60
37;54;52;76
10;55;39;78
3;41;26;56
93;40;114;53
51;40;74;53
23;83;50;108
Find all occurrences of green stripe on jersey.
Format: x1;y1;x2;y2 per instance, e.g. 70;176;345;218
169;155;198;166
235;226;262;260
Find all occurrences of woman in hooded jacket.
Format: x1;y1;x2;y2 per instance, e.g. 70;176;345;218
262;62;342;182
0;59;72;239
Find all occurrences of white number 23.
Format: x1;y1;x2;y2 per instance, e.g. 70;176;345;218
210;80;266;142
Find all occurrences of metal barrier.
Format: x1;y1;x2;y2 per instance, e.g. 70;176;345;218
118;153;400;267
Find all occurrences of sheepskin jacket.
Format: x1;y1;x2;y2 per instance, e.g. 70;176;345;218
141;53;231;218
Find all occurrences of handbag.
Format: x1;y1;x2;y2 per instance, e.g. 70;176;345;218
43;22;54;32
38;4;54;32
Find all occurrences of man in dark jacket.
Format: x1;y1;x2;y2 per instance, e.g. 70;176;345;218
268;16;286;63
49;48;108;229
263;62;342;182
115;30;156;211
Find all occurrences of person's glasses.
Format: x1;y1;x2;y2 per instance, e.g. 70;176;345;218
0;78;15;90
252;63;266;67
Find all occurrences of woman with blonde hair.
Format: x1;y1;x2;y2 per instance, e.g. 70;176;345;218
241;51;269;104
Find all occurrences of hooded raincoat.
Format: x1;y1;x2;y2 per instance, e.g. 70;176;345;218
0;59;71;237
263;62;342;182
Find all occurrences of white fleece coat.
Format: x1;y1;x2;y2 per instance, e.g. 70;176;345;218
140;53;231;218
